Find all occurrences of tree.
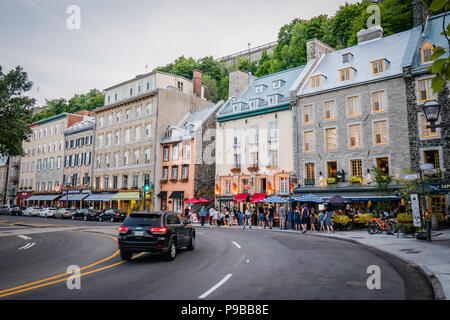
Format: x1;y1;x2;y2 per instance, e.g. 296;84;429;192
0;65;34;156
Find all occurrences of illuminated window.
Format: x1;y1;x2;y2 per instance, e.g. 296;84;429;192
303;105;313;124
326;128;336;151
421;114;438;138
349;124;361;148
371;59;385;74
305;163;315;181
351;159;362;177
347;96;360;116
421;41;433;64
374;120;388;145
418;78;433;103
424;150;440;169
304;131;314;152
339;68;351;81
372;91;386;112
310;75;321;88
324;101;336;120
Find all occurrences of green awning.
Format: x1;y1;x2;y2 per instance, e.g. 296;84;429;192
111;192;140;201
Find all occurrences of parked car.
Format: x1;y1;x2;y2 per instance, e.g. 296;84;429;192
99;209;126;222
72;208;100;221
23;207;35;216
10;206;25;216
0;205;13;215
117;211;195;261
55;208;76;219
39;207;58;218
29;207;42;217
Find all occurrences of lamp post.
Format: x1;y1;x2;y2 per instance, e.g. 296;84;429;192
423;99;450;128
289;172;296;230
65;182;71;208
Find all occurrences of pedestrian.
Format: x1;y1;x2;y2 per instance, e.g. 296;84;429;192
224;207;230;226
300;205;309;233
243;206;251;229
310;207;316;232
324;207;334;233
238;210;244;227
319;210;326;232
218;210;224;227
268;206;275;229
294;207;301;230
200;206;206;226
279;205;286;229
209;206;216;226
184;205;190;219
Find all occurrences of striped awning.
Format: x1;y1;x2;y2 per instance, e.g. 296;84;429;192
84;193;117;202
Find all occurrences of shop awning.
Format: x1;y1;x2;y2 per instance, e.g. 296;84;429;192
169;191;184;199
250;193;266;203
157;191;167;198
17;192;32;200
60;193;90;201
111;192;141;201
39;194;61;201
84;193;117;202
26;195;44;201
234;193;249;202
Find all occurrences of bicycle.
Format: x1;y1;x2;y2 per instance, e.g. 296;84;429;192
367;217;395;235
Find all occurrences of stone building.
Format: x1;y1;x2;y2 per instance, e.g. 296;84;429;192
158;102;222;212
293;25;422;201
93;70;213;213
216;41;277;69
402;12;450;216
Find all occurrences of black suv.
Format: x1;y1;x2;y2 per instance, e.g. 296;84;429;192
117;211;195;261
99;209;126;222
72;208;100;221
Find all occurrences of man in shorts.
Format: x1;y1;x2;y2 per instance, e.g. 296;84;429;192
279;205;286;229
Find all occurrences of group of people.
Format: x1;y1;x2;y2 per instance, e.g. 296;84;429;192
189;204;336;234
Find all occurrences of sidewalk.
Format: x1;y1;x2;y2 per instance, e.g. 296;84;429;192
194;223;450;300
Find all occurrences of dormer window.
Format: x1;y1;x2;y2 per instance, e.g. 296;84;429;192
268;94;281;106
339;68;352;81
255;84;265;93
371;59;386;74
342;53;353;63
310;75;322;88
273;80;284;89
421;40;433;64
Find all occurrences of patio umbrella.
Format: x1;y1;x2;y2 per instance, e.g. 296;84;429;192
185;198;199;203
325;195;351;204
291;194;324;203
259;195;287;203
197;198;212;203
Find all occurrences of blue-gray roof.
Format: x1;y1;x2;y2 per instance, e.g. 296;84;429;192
217;65;312;117
412;13;450;74
299;26;422;96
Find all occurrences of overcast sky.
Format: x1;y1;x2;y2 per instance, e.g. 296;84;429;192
0;0;360;106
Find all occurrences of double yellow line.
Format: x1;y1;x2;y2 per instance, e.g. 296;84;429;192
0;230;144;298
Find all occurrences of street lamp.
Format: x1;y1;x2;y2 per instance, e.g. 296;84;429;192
289;172;296;230
423;99;449;128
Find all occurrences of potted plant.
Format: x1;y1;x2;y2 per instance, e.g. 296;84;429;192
180;178;189;183
230;168;241;174
247;166;259;173
332;215;350;231
349;175;363;184
325;177;337;185
169;178;178;183
160;179;168;184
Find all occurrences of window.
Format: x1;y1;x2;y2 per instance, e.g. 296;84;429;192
268;121;278;141
182;143;190;159
133;175;139;188
146;103;152;114
135;127;141;141
269;149;278;167
418;78;433;103
98;135;103;148
310;75;321;88
324;101;336;120
349;124;361;148
256;85;264;93
49;157;54;170
371;59;385;74
326;128;336;151
327;161;337;178
225;180;231;195
233;153;241;169
163;147;169;162
171;166;178;180
125;129;130;143
126;109;131;120
48;182;52;191
104;176;109;189
108;114;112;125
56;156;61;169
99;117;104;128
181;165;189;179
421;41;433;64
43;158;48;170
376;157;389;175
233;129;242;146
113;176;118;189
421;114;438;138
233;103;241;113
134;150;139;165
115;131;120;145
273;80;282;89
424;150;440;169
116;112;121;122
136;106;141;118
124;151;129;166
374;120;388;145
372;91;386;112
145;124;152;138
177;81;184;92
340;68;351;81
105;154;110;168
145;148;151;164
342;53;351;63
351;159;362;177
305;163;315;182
280;177;288;194
172;144;179;160
249;126;258;144
303;105;313;124
114;153;119;167
268;95;279;106
347;96;360;117
162;166;169;180
122;175;128;189
250;152;259;167
106;133;111;146
304;131;314;152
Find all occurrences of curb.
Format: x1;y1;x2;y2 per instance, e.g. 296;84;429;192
195;224;447;300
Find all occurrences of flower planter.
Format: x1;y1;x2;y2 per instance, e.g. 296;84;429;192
247;166;259;173
230;168;241;174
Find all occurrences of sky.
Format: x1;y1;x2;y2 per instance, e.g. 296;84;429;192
0;0;360;106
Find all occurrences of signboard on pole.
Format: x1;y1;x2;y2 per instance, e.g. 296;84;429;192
422;168;439;175
420;163;434;170
403;173;420;181
410;194;422;227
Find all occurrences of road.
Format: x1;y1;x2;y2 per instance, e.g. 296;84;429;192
0;216;433;300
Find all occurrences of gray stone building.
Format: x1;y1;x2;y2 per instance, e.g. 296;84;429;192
293;24;423;202
216;41;277;69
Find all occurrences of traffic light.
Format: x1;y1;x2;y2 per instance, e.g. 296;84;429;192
144;184;150;192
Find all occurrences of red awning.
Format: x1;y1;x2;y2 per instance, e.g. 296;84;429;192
234;193;249;202
251;193;267;203
16;192;33;200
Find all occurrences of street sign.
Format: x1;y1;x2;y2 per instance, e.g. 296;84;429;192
420;163;434;170
422;168;439;175
403;173;420;181
410;194;422;227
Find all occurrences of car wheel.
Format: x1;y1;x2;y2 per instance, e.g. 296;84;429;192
164;240;177;261
72;215;75;220
186;234;195;251
120;249;133;261
99;217;103;222
111;217;114;222
83;216;87;221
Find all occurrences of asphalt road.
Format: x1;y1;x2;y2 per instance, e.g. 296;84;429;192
0;215;433;300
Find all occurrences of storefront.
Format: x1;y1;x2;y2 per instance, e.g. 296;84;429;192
168;191;184;213
25;194;61;207
59;192;90;209
110;191;141;215
83;192;117;210
16;192;33;206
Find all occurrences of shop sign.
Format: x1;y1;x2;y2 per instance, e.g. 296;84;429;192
403;173;420;181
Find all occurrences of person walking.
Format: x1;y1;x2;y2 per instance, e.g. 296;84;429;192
294;207;301;230
324;207;334;233
258;206;264;227
300;205;309;233
224;207;230;226
268;206;275;229
200;206;206;226
209;206;216;226
319;210;326;232
243;206;251;229
279;205;286;230
310;207;316;233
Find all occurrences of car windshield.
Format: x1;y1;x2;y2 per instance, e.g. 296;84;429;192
123;214;162;227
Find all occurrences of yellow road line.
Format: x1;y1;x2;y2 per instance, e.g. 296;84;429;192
0;253;145;298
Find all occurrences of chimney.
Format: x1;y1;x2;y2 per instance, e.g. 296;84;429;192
357;25;383;44
193;69;202;98
306;38;334;62
228;70;249;98
412;0;431;29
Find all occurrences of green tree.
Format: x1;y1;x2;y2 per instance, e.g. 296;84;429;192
0;65;35;156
